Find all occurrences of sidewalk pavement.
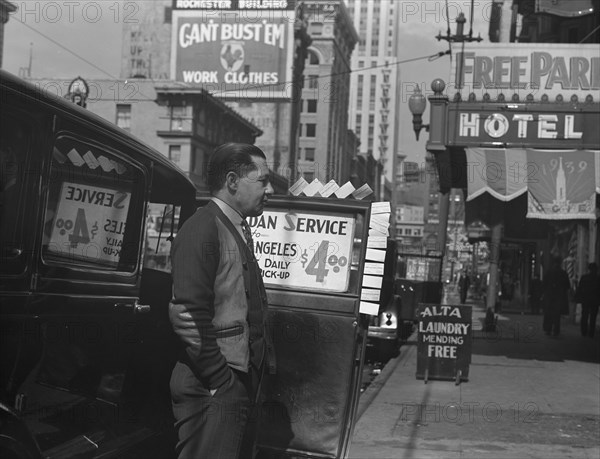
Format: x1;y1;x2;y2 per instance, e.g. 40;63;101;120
349;290;600;459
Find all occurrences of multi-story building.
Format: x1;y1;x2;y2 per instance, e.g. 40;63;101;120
297;1;359;183
427;0;600;309
344;0;402;198
120;0;312;186
0;0;16;67
396;204;425;246
489;0;600;43
25;78;264;192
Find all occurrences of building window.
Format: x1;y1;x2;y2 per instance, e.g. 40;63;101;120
168;144;181;165
305;148;315;161
308;75;319;89
306;124;316;137
190;146;207;177
306;99;317;113
116;104;131;131
170;105;186;131
164;6;172;23
311;22;323;36
308;50;319;65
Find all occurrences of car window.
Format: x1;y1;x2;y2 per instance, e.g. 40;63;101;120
143;203;181;273
41;136;143;272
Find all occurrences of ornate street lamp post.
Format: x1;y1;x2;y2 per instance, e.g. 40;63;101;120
408;87;428;141
408;79;450;287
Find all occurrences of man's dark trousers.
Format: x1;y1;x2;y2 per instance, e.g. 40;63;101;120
543;307;561;336
581;303;599;337
170;361;263;459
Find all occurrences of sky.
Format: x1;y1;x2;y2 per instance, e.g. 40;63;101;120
3;0;494;165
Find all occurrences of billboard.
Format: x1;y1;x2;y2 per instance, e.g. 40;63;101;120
450;43;600;101
171;2;295;99
172;1;295;11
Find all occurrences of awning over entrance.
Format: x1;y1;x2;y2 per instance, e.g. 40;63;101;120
535;0;596;17
466;148;600;220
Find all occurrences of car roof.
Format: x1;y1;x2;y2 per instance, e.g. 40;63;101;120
0;69;197;204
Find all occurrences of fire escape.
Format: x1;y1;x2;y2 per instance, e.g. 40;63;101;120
378;68;391;169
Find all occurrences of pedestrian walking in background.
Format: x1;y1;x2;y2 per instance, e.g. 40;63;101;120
168;143;276;459
575;262;600;338
529;275;543;315
458;271;470;304
542;257;571;337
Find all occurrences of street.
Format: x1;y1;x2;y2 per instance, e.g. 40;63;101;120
350;291;600;459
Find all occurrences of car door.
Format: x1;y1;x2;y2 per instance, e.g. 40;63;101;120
23;117;152;453
252;197;372;459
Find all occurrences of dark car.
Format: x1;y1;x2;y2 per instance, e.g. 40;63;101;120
1;70;377;459
0;70;197;459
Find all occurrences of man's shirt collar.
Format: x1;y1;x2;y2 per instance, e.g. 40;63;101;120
211;197;245;238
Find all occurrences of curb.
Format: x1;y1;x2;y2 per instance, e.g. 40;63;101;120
356;334;417;421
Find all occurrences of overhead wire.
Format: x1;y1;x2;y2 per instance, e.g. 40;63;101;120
11;10;452;100
13;14;119;81
11;14;161;102
12;12;451;99
210;50;451;96
579;24;600;43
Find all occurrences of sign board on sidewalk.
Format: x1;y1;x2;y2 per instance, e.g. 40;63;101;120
416;303;472;383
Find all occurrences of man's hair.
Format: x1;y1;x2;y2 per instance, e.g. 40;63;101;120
207;143;267;194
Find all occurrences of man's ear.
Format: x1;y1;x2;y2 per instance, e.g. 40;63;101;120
225;170;239;191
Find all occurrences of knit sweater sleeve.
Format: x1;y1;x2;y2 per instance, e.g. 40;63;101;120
169;210;232;390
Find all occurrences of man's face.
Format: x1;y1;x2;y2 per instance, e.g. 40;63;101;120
235;155;273;217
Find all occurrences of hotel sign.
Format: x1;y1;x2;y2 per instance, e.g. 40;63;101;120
450;43;600;101
448;104;600;148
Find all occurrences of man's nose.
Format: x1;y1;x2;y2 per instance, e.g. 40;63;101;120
265;182;274;195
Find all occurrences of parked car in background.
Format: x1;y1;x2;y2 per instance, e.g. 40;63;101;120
367;239;403;362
